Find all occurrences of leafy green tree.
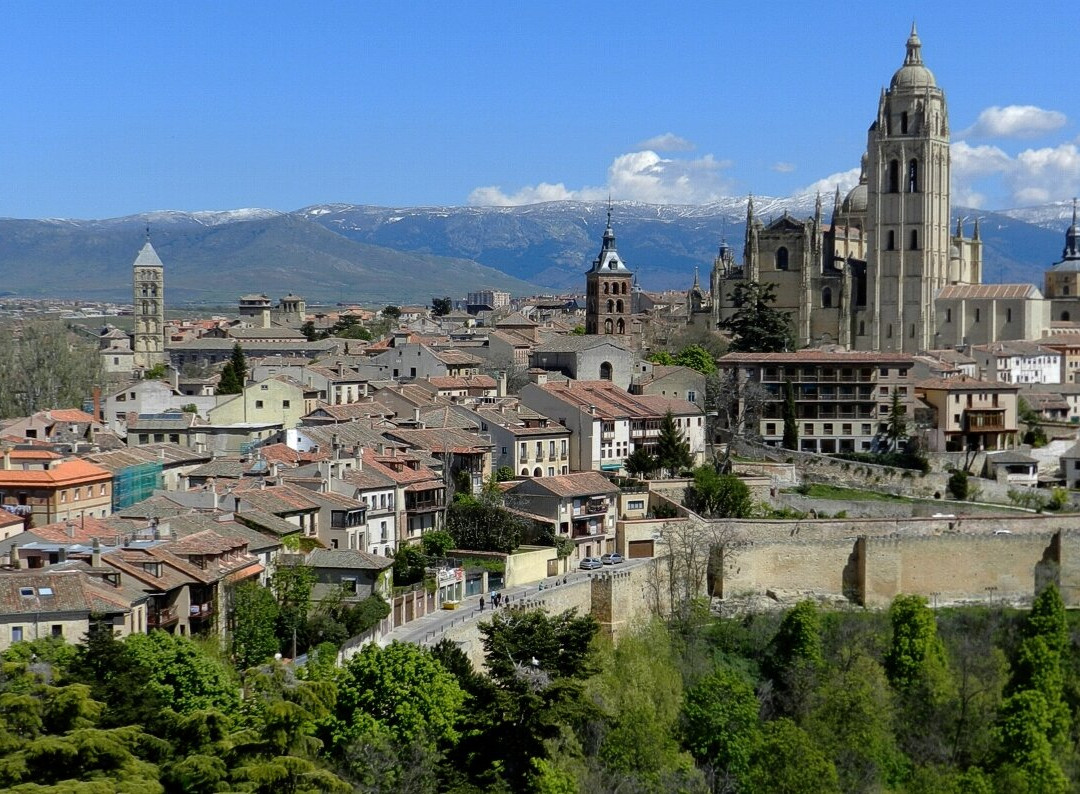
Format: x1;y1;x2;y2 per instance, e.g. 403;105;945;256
886;388;908;451
993;689;1069;793
231;581;281;668
300;320;320;341
272;563;317;655
382;305;401;320
647;350;676;366
570;324;586;336
655;410;693;477
421;529;456;558
624;446;657;478
884;594;949;696
145;362;168;380
948;469;969;500
431;297;453;316
392;543;427;586
124;631;240;714
681;664;760;779
446;491;528;552
718;281;793;353
744;718;840;794
66;623;164;728
674;344;716;375
782;379;798;450
325;641;464;754
688;465;752;518
480;609;600;683
0;320;103;419
495;465;516;482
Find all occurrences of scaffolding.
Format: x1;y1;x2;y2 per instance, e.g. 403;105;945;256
113;462;164;510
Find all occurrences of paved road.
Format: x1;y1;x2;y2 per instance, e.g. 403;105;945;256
381;558;649;648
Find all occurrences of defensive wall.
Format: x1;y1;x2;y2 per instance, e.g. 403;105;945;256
437;562;666;669
720;512;1080;608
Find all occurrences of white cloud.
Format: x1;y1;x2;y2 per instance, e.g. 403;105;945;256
949;140;1080;208
468;148;733;207
795;167;861;198
634;133;695;152
960;105;1067;139
771;161;796;173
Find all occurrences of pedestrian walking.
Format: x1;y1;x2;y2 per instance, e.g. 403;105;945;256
479;595;485;612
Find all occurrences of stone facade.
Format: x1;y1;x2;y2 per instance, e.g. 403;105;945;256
132;241;166;369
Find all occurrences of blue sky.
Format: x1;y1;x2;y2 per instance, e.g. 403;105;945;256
0;1;1076;218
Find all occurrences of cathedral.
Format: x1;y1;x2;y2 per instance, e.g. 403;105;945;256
712;25;983;353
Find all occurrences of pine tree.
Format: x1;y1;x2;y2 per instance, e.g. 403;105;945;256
655;410;692;477
886;389;907;451
718;281;793;353
782;379;798;451
229;342;247;385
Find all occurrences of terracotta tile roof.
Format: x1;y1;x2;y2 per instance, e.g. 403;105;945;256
28;515;114;544
632;394;703;416
510;471;618;498
339;466;396;491
258;443;328;464
8;449;63;461
537;380;698;420
43;409;98;424
83;443;212;471
234;509;302;537
234;483;321;514
305;402;386;421
384;427;493;455
0;569;129;616
422;375;497;390
433;349;484;366
0;458;112;487
971;341;1059;357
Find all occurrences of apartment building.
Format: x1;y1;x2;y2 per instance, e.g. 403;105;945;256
916;376;1019;452
716;351;916;454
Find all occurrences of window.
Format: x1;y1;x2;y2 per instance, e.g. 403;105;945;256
775;247;789;271
603;282;609;294
910;229;918;250
51;625;63;638
900;111;909;134
687;390;697;403
628;499;645;510
803;423;813;435
842;424;852;435
862;424;872;435
260;384;268;390
255;400;264;409
886;230;895;250
604;319;613;334
616;318;625;334
975;308;981;323
908;159;919;192
560;440;567;456
766;423;777;435
822;287;832;308
153;433;164;443
599;361;613;380
606;299;614;313
18;587;33;597
548;467;555;476
60;490;67;503
946;308;952;323
138;434;149;444
11;626;22;643
535;441;543;459
823;423;834;435
888;159;900;193
1006;308;1012;323
501;446;507;454
549;440;556;457
282;400;291;408
169;434;180;444
100;484;107;495
410;367;416;377
341;577;358;594
858;321;866;336
615;299;624;313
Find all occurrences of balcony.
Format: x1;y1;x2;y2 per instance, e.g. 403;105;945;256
406;498;444;513
571;522;602;539
148;606;179;627
189;602;213;619
965;410;1008;432
585;498;608;514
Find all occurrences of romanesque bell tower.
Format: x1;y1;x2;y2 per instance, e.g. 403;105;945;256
132;237;166;369
585;207;633;336
862;24;955;353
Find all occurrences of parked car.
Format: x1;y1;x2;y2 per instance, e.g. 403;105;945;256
600;552;624;565
578;557;603;570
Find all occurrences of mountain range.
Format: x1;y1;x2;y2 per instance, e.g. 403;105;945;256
2;198;1075;304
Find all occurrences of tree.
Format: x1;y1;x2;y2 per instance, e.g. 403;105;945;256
782;379;798;451
948;469;969;500
886;389;908;451
325;641;464;753
231;581;281;669
300;320;320;341
123;631;240;714
392;543;427;586
145;362;168;380
446;492;528;553
674;344;716;375
570;324;586;336
272;563;317;655
624;446;658;478
681;664;760;780
421;529;456;558
216;342;247;395
647;350;676;366
744;718;840;794
718;281;793;353
0;321;102;419
687;465;752;518
708;368;767;468
647;518;744;618
884;594;949;696
495;465;515;482
655;410;693;477
382;305;401;320
431;297;452;316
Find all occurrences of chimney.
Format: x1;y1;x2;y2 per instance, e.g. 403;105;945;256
11;542;21;569
211;486;219;511
354;444;364;471
57;547;67;563
377;442;385;455
332;433;341;458
497;370;508;398
412;407;421;424
150;517;160;540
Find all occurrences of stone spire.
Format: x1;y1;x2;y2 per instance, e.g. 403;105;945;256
905;22;922;65
1064;198;1079;260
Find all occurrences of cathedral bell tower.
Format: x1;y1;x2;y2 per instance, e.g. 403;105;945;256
132;234;166;369
585;206;633;336
862;24;954;353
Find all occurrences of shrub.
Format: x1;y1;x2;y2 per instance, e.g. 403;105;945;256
947;470;969;500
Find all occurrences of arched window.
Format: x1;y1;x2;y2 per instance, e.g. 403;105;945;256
775;247;789;270
910;229;918;250
521;467;529;476
616;318;625;334
600;361;613;380
603;282;609;294
908;159;919;192
621;282;628;294
886;230;895;250
533;467;542;477
615;299;623;313
607;299;614;313
888;160;900;193
900;111;909;134
1063;311;1071;322
604;319;613;334
822;287;832;308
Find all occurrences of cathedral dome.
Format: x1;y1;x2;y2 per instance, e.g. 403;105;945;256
890;25;936;90
842;183;867;214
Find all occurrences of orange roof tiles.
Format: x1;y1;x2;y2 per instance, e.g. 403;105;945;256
0;458;112;487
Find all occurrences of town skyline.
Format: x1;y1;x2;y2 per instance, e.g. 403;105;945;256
0;2;1076;218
